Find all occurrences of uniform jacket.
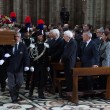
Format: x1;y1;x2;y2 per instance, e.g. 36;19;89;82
33;42;49;66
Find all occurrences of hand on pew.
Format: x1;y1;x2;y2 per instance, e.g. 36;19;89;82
92;65;98;68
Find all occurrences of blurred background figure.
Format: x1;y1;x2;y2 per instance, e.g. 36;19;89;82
60;7;70;25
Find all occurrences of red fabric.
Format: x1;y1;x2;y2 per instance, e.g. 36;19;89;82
24;16;31;24
10;12;16;18
37;19;45;25
1;15;5;18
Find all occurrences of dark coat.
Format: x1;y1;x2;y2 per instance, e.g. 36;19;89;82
80;40;99;67
49;37;65;62
7;42;30;73
61;38;77;92
94;38;103;50
61;39;77;69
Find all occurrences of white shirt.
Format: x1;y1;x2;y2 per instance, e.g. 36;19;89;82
86;39;91;47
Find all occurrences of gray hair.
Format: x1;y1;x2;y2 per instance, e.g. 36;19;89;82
83;32;92;38
51;29;60;37
64;30;73;38
15;32;21;38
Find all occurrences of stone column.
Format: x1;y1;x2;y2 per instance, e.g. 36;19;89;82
6;0;11;16
2;0;7;15
86;0;95;25
40;0;45;19
70;0;75;27
94;0;101;27
45;0;49;24
49;0;54;23
100;0;105;26
65;0;71;24
0;0;3;15
55;0;60;24
22;0;29;21
13;0;22;23
31;0;37;24
37;0;41;20
106;0;110;25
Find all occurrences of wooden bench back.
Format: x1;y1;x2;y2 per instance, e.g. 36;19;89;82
52;63;64;71
52;62;81;70
52;63;110;76
73;67;110;76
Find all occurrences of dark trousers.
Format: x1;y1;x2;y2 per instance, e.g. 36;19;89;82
7;72;24;101
82;63;94;90
25;70;32;88
30;65;47;96
64;65;73;92
0;65;7;89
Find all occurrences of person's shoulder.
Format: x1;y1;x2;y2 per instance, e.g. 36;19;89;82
19;42;26;47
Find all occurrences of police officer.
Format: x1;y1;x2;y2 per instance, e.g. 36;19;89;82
29;30;49;99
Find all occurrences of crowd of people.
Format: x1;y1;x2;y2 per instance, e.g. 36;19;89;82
0;14;110;102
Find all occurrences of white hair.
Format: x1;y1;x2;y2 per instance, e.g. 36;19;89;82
64;30;73;38
51;29;60;37
15;32;21;38
84;32;92;38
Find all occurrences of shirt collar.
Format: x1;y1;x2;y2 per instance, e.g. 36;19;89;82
86;39;91;44
16;42;19;45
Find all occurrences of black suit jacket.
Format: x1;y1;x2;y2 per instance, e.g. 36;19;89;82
94;38;103;49
7;42;30;73
49;37;65;62
80;40;99;67
61;39;77;69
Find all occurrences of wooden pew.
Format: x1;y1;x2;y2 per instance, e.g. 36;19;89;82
52;62;81;96
52;63;65;96
72;67;110;103
52;63;110;104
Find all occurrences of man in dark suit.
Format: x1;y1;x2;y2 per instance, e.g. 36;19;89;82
80;32;99;90
61;30;77;97
47;29;65;91
6;32;30;103
49;29;65;63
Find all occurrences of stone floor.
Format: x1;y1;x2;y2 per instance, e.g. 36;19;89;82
0;85;110;110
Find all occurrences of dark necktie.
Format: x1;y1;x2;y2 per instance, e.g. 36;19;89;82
14;44;18;54
83;42;87;51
